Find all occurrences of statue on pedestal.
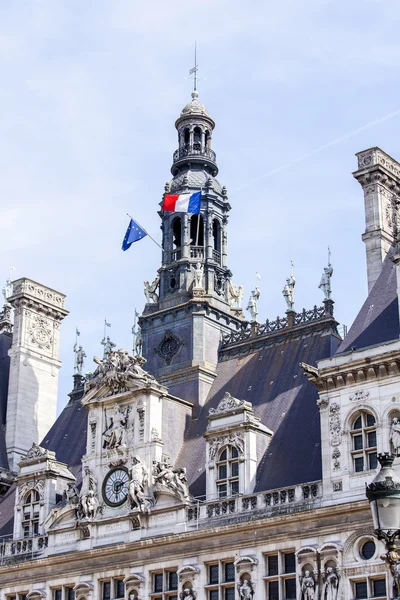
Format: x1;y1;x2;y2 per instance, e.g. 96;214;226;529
283;275;295;310
390;417;400;455
319;249;333;300
191;262;204;289
322;566;339;600
246;287;260;321
228;280;244;309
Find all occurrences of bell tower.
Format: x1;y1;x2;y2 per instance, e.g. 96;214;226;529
140;91;243;406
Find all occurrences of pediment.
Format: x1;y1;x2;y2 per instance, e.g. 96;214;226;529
44;503;77;530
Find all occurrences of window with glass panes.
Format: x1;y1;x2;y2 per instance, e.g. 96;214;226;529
206;560;235;600
352;577;386;599
351;412;377;473
150;569;178;600
264;551;297;599
101;579;124;600
216;446;239;498
51;588;75;600
22;489;40;537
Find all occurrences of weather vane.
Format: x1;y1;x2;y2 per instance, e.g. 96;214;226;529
188;42;198;92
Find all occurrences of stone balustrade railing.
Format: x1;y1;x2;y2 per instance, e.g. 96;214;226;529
0;534;48;564
187;481;321;524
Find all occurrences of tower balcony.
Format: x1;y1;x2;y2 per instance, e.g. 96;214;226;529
172;143;217;166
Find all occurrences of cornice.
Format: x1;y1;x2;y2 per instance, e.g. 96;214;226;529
302;346;400;392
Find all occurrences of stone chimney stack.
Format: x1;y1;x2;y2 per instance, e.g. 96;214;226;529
353;147;400;293
5;279;68;471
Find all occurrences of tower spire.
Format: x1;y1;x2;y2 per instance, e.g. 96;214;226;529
189;42;198;93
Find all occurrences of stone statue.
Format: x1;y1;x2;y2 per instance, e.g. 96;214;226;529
180;588;197;600
282;275;296;310
135;327;143;357
64;482;79;506
191;262;204;289
85;349;155;396
144;276;160;303
319;264;333;300
238;579;254;600
78;467;98;519
101;336;116;358
322;567;339;600
153;461;190;501
300;570;316;600
2;267;15;305
73;344;86;375
228;280;244;309
390;417;400;455
102;404;129;450
128;456;153;513
246;287;260;321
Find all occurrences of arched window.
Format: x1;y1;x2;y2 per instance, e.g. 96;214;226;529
205;130;211;149
184;128;190;145
22;489;40;537
212;219;221;254
190;215;204;250
193;126;201;146
216;446;239;498
172;217;181;248
351;411;377;473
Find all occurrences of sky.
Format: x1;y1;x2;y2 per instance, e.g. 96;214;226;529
1;0;400;413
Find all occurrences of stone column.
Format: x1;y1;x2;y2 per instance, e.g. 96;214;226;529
206;210;213;261
182;214;189;259
6;279;68;471
222;217;228;267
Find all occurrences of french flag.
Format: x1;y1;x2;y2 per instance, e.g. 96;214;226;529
162;191;201;214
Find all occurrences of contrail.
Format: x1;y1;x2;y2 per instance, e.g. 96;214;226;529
231;107;400;193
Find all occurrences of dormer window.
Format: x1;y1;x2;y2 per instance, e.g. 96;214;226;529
216;446;239;498
22;490;40;537
351;411;377;473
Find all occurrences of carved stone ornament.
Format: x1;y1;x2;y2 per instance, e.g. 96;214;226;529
20;443;49;463
317;397;329;411
209;432;245;462
154;330;184;366
329;403;342;446
84;349;156;397
209;391;246;415
17;480;45;506
349;389;370;402
29;316;52;350
332;448;341;471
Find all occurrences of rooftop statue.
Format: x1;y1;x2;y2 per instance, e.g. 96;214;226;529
85;349;155;397
228;280;244;309
144;276;160;303
246;286;260;321
283;275;295;311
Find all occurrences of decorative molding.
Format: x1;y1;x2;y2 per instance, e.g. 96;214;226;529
209;392;247;415
28;316;53;351
349;389;370;402
329;403;342;446
209;432;245;461
154;330;184;366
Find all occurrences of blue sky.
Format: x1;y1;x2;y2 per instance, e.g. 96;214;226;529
1;0;399;412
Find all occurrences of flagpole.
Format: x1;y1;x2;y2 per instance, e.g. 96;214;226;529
126;213;162;250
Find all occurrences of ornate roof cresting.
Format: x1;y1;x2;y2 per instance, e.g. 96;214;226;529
209;392;247;415
84;349;156;397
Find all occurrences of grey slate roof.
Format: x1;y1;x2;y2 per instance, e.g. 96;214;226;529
176;327;340;498
337;246;399;354
169;168;222;195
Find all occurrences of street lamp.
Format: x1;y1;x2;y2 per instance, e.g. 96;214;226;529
366;453;400;599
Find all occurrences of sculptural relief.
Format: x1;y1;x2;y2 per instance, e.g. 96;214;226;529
103;404;130;450
153;460;190;501
85;349;155;397
209;432;245;462
179;588;196;600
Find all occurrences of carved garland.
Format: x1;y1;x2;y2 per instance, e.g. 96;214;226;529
209;432;245;462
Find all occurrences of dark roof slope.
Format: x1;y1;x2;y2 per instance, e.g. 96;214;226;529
178;328;340;498
337;248;399;354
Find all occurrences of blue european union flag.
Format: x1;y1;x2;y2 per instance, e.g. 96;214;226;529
122;219;148;251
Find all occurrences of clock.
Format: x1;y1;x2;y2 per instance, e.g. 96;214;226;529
102;467;129;507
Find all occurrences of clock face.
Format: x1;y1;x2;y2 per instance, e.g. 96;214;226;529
102;468;129;507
